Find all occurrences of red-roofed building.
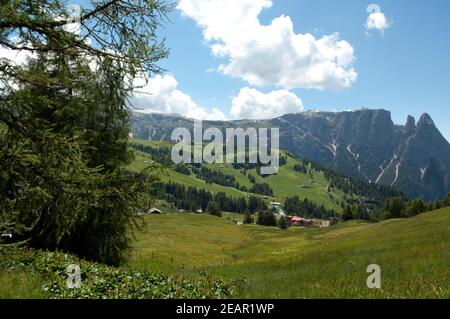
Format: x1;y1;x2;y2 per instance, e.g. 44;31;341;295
287;216;313;227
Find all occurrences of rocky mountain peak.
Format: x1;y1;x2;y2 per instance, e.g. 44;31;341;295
417;113;435;127
131;109;450;201
405;115;416;132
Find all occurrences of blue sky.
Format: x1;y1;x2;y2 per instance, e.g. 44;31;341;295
76;0;450;141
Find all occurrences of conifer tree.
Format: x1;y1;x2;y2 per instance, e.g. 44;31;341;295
0;0;172;264
207;201;222;217
341;205;354;221
243;210;254;224
256;210;277;226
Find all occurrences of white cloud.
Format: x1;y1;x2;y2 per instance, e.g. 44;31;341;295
130;74;227;120
177;0;357;91
0;44;36;90
0;45;34;66
0;44;225;121
230;87;303;119
365;4;392;34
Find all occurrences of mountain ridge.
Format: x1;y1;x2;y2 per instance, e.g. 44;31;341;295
131;109;450;201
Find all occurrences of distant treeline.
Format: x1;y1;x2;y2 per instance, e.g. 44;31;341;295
151;181;267;213
249;183;273;196
232;155;287;175
129;143;173;166
193;166;238;188
284;196;338;219
298;158;403;207
293;163;308;174
342;193;450;222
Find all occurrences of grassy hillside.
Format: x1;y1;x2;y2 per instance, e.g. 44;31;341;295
128;143;248;199
129;207;450;298
127;138;346;211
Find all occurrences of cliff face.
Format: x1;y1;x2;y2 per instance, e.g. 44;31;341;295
131;109;450;201
274;110;450;201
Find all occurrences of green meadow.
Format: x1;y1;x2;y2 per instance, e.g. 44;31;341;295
0;271;46;299
129;208;450;298
2;208;449;298
3;139;448;299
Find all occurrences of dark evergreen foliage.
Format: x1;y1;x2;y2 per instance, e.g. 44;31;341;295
284;196;337;219
0;0;171;265
175;164;191;175
207;201;222;217
293;163;308;174
243;211;254;224
196;167;237;188
248;196;268;213
151;181;265;214
256;210;277;227
341;205;354;221
249;183;273;196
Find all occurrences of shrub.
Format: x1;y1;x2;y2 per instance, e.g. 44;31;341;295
384;197;406;218
243;211;254;224
405;198;427;217
341;205;354;221
443;193;450;207
277;216;288;229
207;201;222;217
256;210;277;226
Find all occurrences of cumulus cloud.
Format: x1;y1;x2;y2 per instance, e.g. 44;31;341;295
0;43;225;121
130;74;227;120
365;4;392;34
177;0;357;91
230;87;303;119
0;43;34;67
0;44;36;90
